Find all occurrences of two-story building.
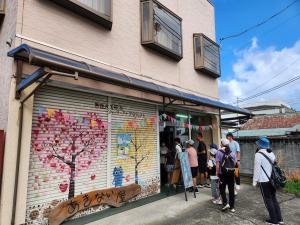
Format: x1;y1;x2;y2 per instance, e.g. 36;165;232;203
0;0;251;224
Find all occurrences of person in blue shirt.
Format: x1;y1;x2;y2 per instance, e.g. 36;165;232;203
226;133;241;194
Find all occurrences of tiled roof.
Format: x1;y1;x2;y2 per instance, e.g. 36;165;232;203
241;113;300;130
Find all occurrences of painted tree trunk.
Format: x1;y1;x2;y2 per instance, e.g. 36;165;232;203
68;154;76;199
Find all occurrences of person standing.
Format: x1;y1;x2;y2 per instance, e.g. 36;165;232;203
174;137;183;159
226;132;241;194
186;140;199;193
165;147;175;187
216;139;237;213
196;132;210;188
160;142;168;185
253;137;283;225
208;144;222;204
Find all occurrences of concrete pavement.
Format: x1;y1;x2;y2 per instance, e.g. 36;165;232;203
85;185;300;225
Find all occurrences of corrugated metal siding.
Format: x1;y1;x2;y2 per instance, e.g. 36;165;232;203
26;86;108;224
110;97;160;194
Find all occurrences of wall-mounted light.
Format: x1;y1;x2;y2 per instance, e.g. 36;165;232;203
176;114;188;118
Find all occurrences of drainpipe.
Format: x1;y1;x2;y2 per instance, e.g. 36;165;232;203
11;69;78;225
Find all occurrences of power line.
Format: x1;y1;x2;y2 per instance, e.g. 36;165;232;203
245;56;300;95
239;74;300;103
221;10;300;55
219;0;299;44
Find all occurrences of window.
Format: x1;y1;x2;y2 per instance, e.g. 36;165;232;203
193;33;220;78
141;0;183;61
50;0;112;29
0;0;5;19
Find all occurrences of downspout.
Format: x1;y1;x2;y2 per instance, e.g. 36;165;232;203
11;69;77;225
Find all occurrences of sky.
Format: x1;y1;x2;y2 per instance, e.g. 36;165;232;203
214;0;300;110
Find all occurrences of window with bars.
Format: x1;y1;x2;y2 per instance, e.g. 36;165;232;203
50;0;112;29
193;33;221;78
141;0;182;61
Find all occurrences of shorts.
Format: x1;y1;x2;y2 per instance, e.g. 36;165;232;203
198;156;207;173
198;163;207;173
191;167;198;178
166;164;175;173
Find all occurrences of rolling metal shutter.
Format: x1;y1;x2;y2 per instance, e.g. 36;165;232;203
110;97;159;196
26;86;108;224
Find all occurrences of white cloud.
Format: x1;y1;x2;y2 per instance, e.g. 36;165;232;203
219;38;300;110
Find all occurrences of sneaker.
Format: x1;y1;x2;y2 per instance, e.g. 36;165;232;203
234;190;238;196
279;221;285;225
194;188;199;193
212;199;222;205
230;208;236;213
215;199;222;205
222;204;230;211
236;185;240;190
205;184;211;188
198;184;204;188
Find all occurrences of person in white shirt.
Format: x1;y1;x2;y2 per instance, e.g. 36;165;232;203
253;137;283;225
174;137;182;159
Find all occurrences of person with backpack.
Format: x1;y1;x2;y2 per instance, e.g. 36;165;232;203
253;137;284;225
216;138;237;213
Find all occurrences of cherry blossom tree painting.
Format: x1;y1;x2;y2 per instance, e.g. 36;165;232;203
31;109;108;199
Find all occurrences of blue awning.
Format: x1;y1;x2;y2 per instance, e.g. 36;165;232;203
8;44;252;115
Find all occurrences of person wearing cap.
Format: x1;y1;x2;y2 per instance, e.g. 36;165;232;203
216;138;237;213
226;132;241;194
208;144;222;204
185;139;199;193
253;137;283;225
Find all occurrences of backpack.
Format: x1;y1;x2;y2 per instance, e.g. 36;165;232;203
258;152;287;189
221;150;235;175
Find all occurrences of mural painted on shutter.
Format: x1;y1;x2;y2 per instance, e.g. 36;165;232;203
27;109;108;224
26;87;109;225
111;98;160;199
26;87;160;224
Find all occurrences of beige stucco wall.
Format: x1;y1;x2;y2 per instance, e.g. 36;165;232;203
0;1;220;224
17;0;218;99
0;0;17;130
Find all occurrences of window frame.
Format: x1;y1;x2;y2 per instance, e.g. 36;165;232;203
0;0;5;18
193;33;221;78
50;0;113;29
140;0;183;61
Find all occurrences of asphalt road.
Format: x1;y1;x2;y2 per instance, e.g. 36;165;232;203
148;186;300;225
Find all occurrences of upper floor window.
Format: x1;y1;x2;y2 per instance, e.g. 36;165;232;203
50;0;112;29
141;0;183;61
0;0;5;19
193;33;220;78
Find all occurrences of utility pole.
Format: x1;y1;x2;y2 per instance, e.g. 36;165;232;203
236;97;240;138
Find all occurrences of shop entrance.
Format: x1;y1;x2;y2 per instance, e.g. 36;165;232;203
158;109;216;192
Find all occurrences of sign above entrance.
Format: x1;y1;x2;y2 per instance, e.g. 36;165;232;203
95;102;145;118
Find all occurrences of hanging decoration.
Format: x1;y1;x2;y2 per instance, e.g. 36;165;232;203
159;113;216;131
